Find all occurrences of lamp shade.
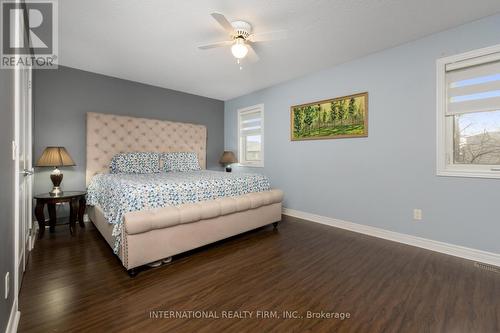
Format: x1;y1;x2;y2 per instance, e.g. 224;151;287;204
219;151;237;164
35;147;76;167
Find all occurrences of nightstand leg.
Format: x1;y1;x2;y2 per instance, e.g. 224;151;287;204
78;196;86;228
35;201;46;238
69;198;78;235
47;203;56;233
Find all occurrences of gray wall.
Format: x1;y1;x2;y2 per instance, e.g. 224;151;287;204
225;14;500;254
0;69;15;331
33;66;224;197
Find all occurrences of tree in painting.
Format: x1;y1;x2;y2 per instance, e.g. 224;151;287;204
348;97;356;122
330;101;338;126
303;106;314;134
293;107;304;136
291;93;367;140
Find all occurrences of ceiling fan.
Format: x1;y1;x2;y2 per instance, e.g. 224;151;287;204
198;13;287;66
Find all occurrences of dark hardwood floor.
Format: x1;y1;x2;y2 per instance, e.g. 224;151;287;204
18;216;500;332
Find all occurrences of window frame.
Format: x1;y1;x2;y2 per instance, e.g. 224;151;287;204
237;104;264;167
436;44;500;179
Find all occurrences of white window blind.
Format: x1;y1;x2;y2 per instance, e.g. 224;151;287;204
446;56;500;116
240;111;262;136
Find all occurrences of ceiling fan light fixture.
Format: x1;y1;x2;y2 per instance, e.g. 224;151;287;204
199;13;287;64
231;38;248;59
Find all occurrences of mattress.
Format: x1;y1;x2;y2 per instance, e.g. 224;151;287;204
86;170;271;253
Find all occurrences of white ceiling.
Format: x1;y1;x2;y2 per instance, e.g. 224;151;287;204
60;0;500;100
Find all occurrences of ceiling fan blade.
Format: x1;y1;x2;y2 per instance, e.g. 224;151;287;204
198;40;233;50
246;44;260;63
248;30;287;42
210;13;234;35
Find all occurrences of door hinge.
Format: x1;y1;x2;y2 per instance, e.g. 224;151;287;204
28;80;32;89
11;141;16;161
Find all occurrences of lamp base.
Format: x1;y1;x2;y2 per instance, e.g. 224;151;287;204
50;171;64;196
49;186;63;197
225;166;232;173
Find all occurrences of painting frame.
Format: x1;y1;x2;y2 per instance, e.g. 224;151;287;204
290;92;369;141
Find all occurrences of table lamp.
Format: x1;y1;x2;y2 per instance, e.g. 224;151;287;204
219;151;237;172
35;147;75;196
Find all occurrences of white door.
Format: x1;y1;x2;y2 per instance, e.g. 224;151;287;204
14;66;33;294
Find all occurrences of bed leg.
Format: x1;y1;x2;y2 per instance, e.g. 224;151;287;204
127;268;138;278
272;221;279;229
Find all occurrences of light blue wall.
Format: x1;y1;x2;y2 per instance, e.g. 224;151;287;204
225;14;500;254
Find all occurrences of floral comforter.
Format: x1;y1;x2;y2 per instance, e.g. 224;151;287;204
86;170;271;253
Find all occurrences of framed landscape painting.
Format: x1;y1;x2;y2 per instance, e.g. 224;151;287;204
290;92;368;141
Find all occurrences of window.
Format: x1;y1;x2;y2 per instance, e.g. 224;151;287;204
238;104;264;167
437;44;500;179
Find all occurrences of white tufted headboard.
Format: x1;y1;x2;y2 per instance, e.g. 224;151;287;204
86;112;207;184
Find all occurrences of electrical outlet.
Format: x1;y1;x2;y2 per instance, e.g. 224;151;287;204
4;272;9;299
413;209;422;221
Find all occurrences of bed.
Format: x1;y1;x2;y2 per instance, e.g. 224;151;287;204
85;112;283;276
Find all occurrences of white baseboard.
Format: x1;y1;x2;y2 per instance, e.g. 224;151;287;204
5;298;20;333
282;208;500;268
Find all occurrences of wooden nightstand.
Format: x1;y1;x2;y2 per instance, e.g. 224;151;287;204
34;191;86;238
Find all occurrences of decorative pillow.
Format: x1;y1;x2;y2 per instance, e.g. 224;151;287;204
109;152;160;174
162;152;201;172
